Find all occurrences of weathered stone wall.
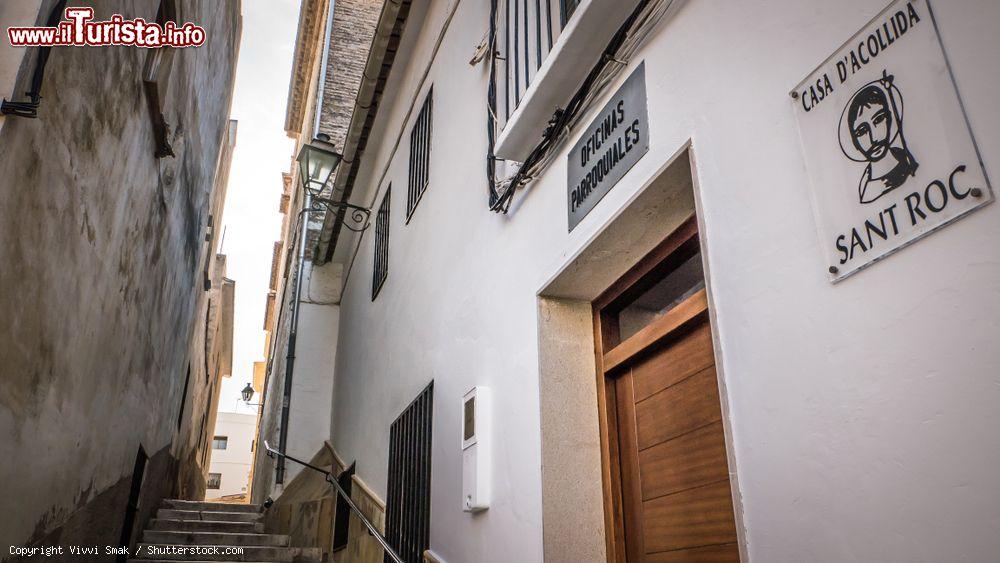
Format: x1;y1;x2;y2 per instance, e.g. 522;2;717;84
0;0;241;553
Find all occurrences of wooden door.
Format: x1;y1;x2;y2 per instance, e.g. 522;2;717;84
595;217;739;562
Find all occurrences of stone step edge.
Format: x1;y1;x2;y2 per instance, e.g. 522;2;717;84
162;500;260;512
150;517;262;525
141;531;289;540
136;543;320;551
147;520;265;533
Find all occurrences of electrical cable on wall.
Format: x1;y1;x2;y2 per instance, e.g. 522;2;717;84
485;0;675;213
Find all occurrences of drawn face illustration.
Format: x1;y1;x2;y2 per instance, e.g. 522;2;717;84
848;87;892;162
838;74;919;204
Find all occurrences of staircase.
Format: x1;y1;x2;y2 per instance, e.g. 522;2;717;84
127;499;320;563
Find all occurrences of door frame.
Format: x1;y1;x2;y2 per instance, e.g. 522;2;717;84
592;214;742;561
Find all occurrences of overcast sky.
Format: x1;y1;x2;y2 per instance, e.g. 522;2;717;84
216;1;300;414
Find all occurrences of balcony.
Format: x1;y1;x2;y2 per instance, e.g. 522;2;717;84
493;0;642;162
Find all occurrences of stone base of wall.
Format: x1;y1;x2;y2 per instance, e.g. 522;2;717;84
264;442;386;563
10;443;177;563
336;476;385;563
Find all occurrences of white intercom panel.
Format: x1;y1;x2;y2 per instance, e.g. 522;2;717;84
462;386;490;512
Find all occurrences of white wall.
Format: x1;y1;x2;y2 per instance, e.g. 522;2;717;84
326;1;1000;562
208;412;257;498
284;261;340;483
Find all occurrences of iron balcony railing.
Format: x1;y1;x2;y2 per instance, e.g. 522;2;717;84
497;0;580;125
263;441;405;563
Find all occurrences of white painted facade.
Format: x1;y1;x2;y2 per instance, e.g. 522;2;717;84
208;412;257;498
271;0;1000;561
284;261;340;484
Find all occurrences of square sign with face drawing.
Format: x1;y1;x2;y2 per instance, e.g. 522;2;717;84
792;0;992;282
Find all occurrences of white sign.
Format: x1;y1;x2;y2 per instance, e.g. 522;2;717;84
792;0;992;282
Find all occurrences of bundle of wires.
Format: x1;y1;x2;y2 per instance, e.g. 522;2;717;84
486;0;676;213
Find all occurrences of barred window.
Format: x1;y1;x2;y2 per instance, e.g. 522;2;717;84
207;473;221;489
406;89;433;220
385;382;433;563
372;188;390;300
498;1;564;124
560;0;582;25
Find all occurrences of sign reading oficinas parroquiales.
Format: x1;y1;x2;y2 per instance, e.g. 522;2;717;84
792;0;992;282
568;62;649;231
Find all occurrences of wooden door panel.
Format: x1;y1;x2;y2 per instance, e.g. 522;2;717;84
631;322;714;403
634;366;722;450
597;222;739;561
615;371;645;561
646;543;740;562
637;421;729;501
642;480;738;554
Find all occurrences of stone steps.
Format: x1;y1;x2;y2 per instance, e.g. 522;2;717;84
130;499;318;562
157;508;261;522
148;519;265;534
142;530;290;547
162;500;261;513
133;544;320;562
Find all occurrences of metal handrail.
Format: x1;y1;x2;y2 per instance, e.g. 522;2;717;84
263;441;404;563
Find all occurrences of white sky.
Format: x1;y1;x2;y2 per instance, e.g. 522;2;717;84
216;1;301;414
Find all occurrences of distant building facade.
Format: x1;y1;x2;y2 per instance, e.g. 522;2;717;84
0;0;241;554
207;411;257;499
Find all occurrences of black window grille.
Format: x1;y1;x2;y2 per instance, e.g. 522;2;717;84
207;473;221;489
560;0;582;25
499;0;566;124
385;382;434;563
407;90;433;219
372;188;390;300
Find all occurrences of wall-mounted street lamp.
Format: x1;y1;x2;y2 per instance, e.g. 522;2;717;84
296;133;342;196
240;382;262;408
241;382;255;403
295;133;371;232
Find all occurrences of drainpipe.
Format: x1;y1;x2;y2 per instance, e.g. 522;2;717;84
275;0;336;487
275;191;311;485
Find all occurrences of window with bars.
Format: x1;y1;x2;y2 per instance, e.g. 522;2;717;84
560;0;582;25
207;473;221;489
212;436;228;450
406;90;433;219
372;188;390;300
384;382;434;563
497;0;568;125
